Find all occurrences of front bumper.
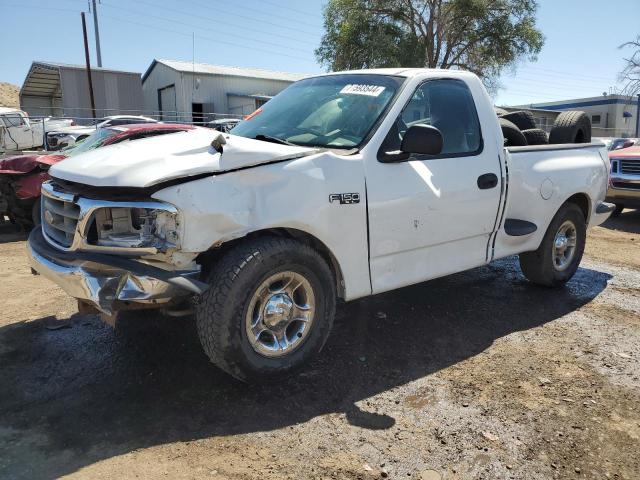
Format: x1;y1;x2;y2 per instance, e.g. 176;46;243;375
606;173;640;208
27;228;207;315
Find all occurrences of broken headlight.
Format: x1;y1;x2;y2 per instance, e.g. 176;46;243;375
88;207;179;251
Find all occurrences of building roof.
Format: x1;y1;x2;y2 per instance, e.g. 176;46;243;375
20;61;141;98
143;59;308;83
514;94;640;111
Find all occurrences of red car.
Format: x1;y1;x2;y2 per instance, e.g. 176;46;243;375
607;145;640;215
0;123;194;228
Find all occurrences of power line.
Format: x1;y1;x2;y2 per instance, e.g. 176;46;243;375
519;65;614;82
135;0;321;37
99;12;314;63
0;2;81;14
257;0;322;19
189;0;323;29
100;1;314;54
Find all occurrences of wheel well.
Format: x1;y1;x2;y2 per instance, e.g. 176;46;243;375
198;228;346;299
565;193;590;221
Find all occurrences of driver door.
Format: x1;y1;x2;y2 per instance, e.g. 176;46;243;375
1;113;34;150
365;78;502;294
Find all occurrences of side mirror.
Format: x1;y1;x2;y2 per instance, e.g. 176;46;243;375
380;124;443;162
401;124;443;155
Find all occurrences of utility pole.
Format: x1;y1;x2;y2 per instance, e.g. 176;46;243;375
81;12;97;119
92;0;102;67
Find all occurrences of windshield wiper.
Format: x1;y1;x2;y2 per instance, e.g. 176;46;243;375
254;134;297;146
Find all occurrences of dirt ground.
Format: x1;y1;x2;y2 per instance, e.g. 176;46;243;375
1;212;639;480
0;82;19;108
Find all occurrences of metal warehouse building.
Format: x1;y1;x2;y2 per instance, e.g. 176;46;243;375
20;61;143;122
515;94;640;138
141;59;307;122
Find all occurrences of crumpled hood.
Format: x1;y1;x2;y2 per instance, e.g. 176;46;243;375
0;153;66;175
49;128;319;188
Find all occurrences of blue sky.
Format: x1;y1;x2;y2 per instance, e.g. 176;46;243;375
1;0;638;106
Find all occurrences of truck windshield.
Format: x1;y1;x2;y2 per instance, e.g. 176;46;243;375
62;128;116;156
231;74;403;149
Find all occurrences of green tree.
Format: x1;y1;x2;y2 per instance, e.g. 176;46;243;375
316;0;544;91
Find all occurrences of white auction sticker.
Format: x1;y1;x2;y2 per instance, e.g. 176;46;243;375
340;84;386;97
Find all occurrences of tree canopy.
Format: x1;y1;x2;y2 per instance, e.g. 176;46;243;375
316;0;544;91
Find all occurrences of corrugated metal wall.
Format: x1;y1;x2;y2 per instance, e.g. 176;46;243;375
21;96;63;117
59;68;143;123
142;63;295;122
142;62;179;119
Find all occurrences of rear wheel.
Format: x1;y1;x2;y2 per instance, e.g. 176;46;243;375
195;236;336;382
519;203;586;287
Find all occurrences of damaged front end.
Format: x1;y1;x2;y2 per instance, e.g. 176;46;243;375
28;181;207;316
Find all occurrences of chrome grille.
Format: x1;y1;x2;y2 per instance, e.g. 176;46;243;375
620;159;640;175
41;185;80;248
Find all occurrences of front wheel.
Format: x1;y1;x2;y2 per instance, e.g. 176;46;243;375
519;203;586;287
195;236;336;382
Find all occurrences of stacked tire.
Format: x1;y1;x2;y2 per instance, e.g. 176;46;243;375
494;107;591;147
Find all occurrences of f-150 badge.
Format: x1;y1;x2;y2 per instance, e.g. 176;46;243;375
329;193;360;204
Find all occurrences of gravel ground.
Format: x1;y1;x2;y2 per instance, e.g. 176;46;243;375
0;211;639;480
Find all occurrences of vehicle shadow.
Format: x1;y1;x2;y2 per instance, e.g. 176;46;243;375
0;222;28;244
600;209;640;234
0;257;611;479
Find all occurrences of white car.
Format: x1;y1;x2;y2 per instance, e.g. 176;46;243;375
0;107;74;152
28;68;613;381
46;115;159;150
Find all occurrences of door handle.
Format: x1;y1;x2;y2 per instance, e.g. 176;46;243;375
477;173;498;190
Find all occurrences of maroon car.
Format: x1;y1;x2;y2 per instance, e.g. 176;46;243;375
0;123;194;228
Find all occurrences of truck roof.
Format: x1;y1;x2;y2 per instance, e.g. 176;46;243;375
316;68;479;80
0;107;22;115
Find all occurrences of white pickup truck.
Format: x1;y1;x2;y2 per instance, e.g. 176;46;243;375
0;107;74;153
28;69;614;381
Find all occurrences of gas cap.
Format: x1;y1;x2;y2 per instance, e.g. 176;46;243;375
540;178;554;200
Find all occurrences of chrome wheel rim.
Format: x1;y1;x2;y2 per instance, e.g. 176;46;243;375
552;220;577;271
245;271;315;357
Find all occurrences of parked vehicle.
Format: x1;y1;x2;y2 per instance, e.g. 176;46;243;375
46;115;159;150
0;123;193;228
206;118;242;133
610;138;637;151
28;69;613;381
607;145;640;215
0;108;74;152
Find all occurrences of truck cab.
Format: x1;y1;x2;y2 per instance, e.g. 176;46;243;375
0;108;41;151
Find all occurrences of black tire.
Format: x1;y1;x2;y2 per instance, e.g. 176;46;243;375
522;128;548;145
519;203;586;287
495;107;508;116
549;111;591;144
195;235;336;382
611;204;624;217
31;198;41;226
500;118;528;147
500;110;537;131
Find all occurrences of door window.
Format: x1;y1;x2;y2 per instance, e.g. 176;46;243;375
2;114;25;128
382;79;482;156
